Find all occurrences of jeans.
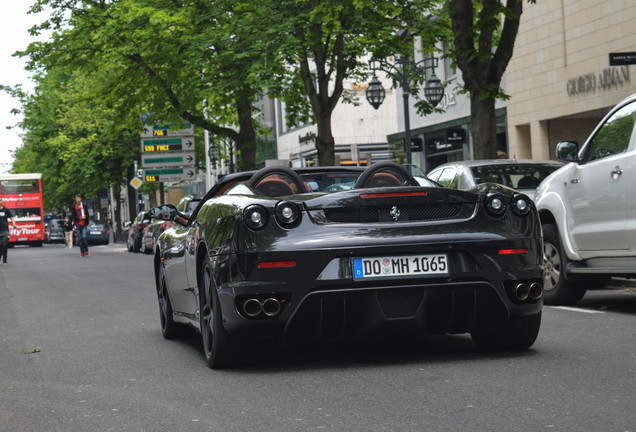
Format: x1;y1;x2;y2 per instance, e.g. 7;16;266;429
0;232;8;263
76;224;88;254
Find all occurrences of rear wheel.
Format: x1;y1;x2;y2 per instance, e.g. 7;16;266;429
542;224;586;305
471;312;541;351
200;260;237;368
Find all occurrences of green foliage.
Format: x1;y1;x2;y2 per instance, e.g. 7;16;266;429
258;0;444;165
9;65;139;211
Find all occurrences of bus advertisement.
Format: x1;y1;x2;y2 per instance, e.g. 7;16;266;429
0;173;44;247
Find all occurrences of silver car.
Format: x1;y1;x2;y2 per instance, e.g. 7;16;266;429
427;159;563;200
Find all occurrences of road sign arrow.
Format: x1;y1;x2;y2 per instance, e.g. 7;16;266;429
186;155;194;163
184;139;194;149
187;169;195;178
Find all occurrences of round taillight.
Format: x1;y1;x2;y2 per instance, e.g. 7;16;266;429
244;205;269;230
275;201;301;228
485;192;506;217
511;193;531;216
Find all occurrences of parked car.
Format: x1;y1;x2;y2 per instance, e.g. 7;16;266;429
153;162;543;368
126;211;151;253
72;220;110;246
426;159;563;200
86;220;110;245
44;218;65;243
140;217;173;255
534;92;636;305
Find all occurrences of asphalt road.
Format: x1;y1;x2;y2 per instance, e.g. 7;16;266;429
1;243;635;432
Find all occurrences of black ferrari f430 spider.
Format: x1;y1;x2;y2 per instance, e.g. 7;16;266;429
152;161;544;368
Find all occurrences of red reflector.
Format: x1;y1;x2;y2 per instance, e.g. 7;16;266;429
498;248;528;255
258;261;296;268
360;192;428;198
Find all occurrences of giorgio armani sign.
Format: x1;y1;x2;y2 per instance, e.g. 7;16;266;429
567;66;630;96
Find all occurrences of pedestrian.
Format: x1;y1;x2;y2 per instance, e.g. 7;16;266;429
63;215;74;248
70;194;90;257
0;197;18;265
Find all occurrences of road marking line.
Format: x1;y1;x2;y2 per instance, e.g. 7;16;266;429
550;306;604;314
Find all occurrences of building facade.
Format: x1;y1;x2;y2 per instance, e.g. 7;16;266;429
506;0;636;159
274;75;400;167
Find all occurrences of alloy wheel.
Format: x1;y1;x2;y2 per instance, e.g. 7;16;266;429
543;241;561;291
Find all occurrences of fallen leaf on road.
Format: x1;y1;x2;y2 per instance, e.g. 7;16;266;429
21;349;41;354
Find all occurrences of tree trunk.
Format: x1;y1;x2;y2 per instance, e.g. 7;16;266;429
315;112;335;166
470;95;498;160
235;88;257;171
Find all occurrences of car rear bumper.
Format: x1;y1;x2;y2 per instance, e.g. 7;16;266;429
215;237;544;343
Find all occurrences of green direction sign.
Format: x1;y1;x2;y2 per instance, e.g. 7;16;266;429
140;122;194;138
144;167;197;183
141;152;196;168
141;136;195;152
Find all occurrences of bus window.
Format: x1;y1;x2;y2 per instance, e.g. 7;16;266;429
12;208;42;222
1;180;41;194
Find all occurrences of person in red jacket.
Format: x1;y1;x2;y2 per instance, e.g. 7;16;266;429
70;194;90;257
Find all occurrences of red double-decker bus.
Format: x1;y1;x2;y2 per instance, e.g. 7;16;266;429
0;173;44;247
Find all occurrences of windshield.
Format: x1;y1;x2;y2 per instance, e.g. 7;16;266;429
299;172;360;192
470;164;561;190
87;221;108;229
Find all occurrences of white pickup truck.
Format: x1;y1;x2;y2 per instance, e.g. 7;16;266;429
534;92;636;305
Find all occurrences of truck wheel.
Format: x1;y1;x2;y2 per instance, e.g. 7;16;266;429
542;224;586;305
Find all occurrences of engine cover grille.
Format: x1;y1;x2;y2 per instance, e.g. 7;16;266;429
323;203;466;223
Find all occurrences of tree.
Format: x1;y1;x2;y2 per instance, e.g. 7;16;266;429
261;0;442;166
9;65;140;213
23;0;275;171
446;0;534;159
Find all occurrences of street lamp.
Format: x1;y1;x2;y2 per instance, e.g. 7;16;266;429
366;53;444;164
208;142;220;165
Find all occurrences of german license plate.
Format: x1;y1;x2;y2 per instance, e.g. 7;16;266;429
353;254;448;279
90;231;101;235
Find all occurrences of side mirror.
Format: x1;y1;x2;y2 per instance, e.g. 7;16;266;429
154;204;187;226
556;141;580;163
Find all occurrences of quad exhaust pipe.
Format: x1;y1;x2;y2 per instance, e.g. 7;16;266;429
514;282;543;302
242;297;282;317
529;282;543;301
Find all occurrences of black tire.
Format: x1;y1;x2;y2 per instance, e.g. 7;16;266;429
471;312;542;351
542;224;586;305
200;259;237;368
133;232;141;253
157;266;185;339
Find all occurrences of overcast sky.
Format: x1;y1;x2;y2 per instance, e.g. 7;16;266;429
0;2;49;175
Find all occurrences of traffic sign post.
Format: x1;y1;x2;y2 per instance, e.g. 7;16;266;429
141;152;196;168
144;167;197;183
140;123;194;138
141;137;195;152
140;122;197;182
129;177;144;190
